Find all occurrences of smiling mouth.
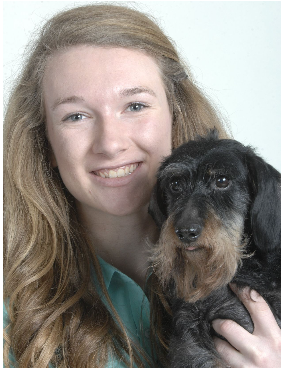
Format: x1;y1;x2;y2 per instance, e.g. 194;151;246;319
93;163;140;178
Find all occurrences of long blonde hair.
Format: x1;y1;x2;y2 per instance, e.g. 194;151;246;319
4;3;229;367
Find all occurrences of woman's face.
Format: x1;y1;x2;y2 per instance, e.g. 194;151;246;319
43;46;172;217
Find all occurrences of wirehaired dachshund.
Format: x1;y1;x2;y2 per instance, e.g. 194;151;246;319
149;130;281;367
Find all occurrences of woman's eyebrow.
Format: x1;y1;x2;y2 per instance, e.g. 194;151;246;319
52;95;85;111
52;87;156;111
119;86;156;97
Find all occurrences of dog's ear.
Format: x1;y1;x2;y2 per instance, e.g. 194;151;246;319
247;151;281;251
195;127;219;141
148;182;167;229
208;127;219;140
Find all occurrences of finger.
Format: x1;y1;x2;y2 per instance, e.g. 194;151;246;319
230;285;280;337
213;336;245;368
212;318;252;352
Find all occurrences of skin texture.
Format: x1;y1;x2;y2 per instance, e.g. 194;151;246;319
44;46;172;218
43;46;281;367
43;46;172;286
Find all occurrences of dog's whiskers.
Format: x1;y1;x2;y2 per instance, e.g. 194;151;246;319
152;211;245;302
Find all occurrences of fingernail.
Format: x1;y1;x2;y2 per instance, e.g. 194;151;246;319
250;289;263;302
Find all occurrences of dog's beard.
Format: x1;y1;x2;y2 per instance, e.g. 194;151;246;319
152;212;247;302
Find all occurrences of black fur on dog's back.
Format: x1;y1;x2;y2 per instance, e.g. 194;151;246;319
149;129;281;367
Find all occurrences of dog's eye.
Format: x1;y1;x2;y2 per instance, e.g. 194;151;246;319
169;178;186;193
215;176;230;188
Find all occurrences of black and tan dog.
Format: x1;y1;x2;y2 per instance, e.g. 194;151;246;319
149;130;281;368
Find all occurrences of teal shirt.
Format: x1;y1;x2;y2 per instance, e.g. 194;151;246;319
3;258;153;367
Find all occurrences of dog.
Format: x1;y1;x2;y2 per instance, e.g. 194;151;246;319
149;130;281;368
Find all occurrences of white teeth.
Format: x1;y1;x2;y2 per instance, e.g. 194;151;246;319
117;168;125;177
95;163;139;178
109;170;117;178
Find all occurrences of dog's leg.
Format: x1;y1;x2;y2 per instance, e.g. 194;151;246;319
169;299;225;368
169;286;254;368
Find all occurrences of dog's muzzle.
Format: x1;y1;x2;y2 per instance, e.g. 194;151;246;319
175;223;203;243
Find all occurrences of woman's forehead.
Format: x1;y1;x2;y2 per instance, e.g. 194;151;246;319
42;45;166;102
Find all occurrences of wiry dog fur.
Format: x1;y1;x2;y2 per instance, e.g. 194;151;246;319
149;130;281;368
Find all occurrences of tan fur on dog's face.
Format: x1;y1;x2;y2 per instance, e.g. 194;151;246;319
152;211;247;302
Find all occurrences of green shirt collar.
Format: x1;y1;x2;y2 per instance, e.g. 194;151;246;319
98;256;117;290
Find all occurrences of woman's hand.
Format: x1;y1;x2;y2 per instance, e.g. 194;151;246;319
212;285;281;368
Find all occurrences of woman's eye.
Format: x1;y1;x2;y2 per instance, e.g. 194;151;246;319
127;102;147;112
63;113;87;122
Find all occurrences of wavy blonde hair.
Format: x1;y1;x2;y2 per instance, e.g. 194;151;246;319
4;3;229;367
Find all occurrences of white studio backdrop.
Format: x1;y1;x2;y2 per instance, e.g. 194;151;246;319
3;0;281;171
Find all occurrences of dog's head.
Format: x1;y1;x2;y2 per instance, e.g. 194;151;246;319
149;130;281;301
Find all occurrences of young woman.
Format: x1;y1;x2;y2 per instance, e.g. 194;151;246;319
4;4;280;368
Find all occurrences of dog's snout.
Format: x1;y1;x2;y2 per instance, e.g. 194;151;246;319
175;224;202;243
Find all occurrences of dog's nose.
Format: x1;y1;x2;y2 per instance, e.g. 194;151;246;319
175;224;202;243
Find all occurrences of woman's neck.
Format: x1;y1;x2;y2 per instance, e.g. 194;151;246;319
76;203;159;288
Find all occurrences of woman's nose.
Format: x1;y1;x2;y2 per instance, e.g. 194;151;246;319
92;114;130;158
